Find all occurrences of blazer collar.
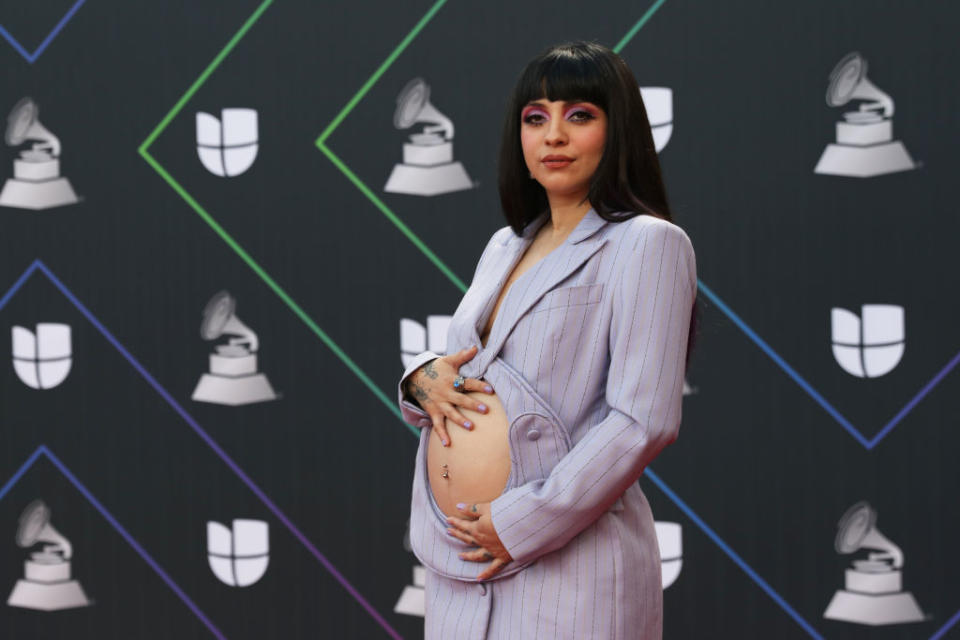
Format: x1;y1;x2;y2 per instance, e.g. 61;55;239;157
498;207;609;246
475;208;610;369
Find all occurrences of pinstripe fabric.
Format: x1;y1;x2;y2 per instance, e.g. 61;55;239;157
398;209;696;639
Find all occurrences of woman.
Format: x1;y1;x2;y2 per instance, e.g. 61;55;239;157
398;41;696;639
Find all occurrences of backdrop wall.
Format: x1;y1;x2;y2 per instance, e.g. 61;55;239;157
0;1;957;638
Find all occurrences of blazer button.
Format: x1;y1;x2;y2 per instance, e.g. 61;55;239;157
526;428;541;441
478;582;487;596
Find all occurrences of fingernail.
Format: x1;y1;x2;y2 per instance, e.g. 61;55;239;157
447;529;455;536
463;421;472;430
484;385;493;393
477;404;488;413
456;502;467;511
442;439;449;447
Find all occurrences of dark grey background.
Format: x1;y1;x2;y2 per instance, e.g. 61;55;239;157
0;0;958;638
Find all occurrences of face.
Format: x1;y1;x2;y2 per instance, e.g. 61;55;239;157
520;98;607;203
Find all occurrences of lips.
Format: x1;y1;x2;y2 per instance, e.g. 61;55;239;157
542;155;574;169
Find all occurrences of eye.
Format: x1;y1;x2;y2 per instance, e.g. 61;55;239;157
522;109;547;126
566;108;596;123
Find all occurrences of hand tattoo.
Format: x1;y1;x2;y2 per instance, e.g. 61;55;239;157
482;552;494;561
471;504;478;513
423;360;439;379
412;384;430;404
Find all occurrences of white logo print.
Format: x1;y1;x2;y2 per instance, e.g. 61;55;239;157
12;323;72;389
831;305;904;378
639;87;673;153
0;98;80;210
823;502;924;625
384;78;474;196
7;500;92;611
192;291;278;406
655;521;682;589
207;519;269;587
400;315;451;367
814;52;915;178
196;108;259;177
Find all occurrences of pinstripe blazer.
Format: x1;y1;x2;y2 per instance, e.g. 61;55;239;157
398;208;696;639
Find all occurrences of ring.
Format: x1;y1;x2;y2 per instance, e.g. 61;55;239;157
453;375;466;392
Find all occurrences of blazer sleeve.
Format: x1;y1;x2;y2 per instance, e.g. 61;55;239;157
490;221;696;566
396;227;513;429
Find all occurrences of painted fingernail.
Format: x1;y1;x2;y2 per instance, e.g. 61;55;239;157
442;438;449;447
477;404;488;413
447;529;455;536
463;421;472;429
484;385;493;393
456;503;467;511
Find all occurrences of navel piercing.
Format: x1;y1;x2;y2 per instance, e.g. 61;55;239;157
441;464;449;479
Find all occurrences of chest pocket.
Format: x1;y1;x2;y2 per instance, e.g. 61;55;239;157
528;282;604;316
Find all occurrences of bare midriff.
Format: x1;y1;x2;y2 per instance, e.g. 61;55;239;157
427;389;512;517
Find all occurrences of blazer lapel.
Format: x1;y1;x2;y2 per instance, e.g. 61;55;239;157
466;227;535;344
478;209;609;368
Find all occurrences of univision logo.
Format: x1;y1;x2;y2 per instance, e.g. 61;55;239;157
196;108;259;177
400;315;451;368
207;519;269;587
11;323;71;389
831;305;904;378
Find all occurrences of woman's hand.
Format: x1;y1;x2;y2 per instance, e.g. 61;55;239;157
446;502;513;580
405;345;494;446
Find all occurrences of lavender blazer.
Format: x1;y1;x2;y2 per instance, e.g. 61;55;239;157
398;208;696;639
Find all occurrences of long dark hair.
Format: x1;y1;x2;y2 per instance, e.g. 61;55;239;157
498;41;671;234
498;41;698;368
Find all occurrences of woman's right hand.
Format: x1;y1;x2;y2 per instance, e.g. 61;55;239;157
404;345;495;446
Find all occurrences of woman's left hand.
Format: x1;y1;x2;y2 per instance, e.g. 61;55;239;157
446;502;513;581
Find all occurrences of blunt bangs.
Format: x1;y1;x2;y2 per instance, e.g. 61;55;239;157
514;49;612;112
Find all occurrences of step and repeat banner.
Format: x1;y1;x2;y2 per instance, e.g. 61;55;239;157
0;0;957;638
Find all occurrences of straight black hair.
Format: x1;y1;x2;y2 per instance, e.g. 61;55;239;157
498;41;671;234
498;41;698;368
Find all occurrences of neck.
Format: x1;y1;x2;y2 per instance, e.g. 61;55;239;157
545;191;592;236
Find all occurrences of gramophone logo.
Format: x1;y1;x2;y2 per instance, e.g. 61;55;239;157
207;519;269;587
831;305;904;378
11;323;72;389
7;499;92;611
192;291;278;406
384;78;474;196
196;108;259;177
400;315;451;367
823;502;924;625
814;52;915;178
0;98;80;210
655;521;682;589
639;87;673;153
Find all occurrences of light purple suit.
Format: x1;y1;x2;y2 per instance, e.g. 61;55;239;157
398;208;696;639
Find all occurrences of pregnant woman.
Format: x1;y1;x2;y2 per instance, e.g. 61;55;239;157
399;41;696;639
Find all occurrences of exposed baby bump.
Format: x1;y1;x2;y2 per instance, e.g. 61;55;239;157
427;390;511;518
412;358;574;582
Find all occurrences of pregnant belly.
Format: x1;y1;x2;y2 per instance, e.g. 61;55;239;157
427;390;511;518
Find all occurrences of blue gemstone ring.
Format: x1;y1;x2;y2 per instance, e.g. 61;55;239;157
453;375;466;392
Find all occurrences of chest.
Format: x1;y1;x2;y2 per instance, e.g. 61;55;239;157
479;234;562;346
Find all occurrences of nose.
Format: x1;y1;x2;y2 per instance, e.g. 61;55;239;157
544;116;567;146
